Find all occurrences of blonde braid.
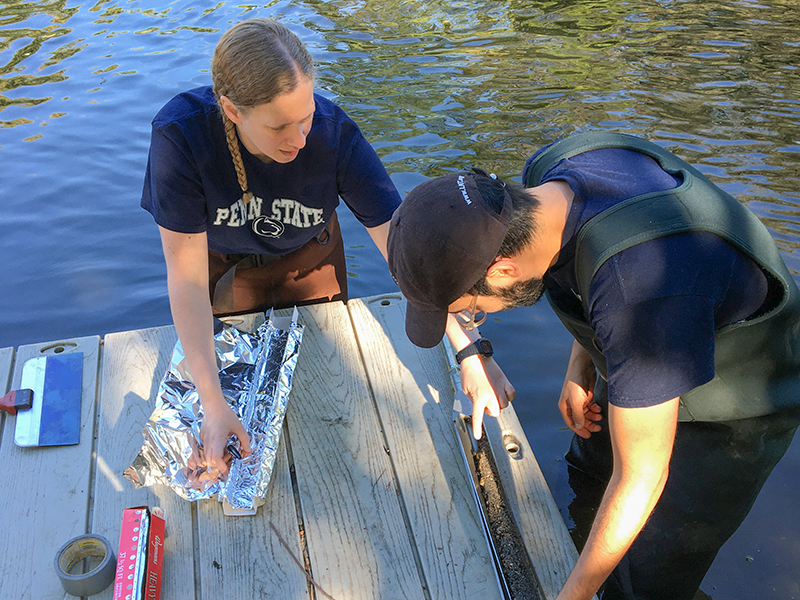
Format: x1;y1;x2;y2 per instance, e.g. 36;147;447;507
222;112;253;203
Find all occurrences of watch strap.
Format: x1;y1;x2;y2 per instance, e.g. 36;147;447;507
456;338;493;364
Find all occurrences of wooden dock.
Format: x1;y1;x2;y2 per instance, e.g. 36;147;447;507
0;294;580;600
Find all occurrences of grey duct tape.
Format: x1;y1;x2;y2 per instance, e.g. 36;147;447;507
54;534;117;597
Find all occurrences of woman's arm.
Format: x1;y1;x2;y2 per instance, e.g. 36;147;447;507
158;226;251;476
366;220;391;261
444;315;516;439
368;220;515;439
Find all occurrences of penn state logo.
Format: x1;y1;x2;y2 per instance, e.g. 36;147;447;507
252;216;285;238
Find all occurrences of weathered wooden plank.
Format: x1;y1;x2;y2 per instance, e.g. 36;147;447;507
0;336;99;600
280;302;424;599
436;318;586;600
91;325;195;600
196;434;309;600
0;347;12;390
0;346;13;423
0;346;14;466
217;312;266;332
348;294;504;599
484;407;585;600
0;303;581;599
197;306;308;600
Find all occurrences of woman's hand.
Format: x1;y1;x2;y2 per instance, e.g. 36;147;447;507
461;354;516;439
199;400;253;478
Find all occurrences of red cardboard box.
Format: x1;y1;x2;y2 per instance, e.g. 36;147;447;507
113;507;165;600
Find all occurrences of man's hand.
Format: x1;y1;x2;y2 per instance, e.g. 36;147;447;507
461;354;515;439
559;340;603;438
199;400;252;478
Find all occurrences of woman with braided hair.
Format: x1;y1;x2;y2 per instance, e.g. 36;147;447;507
142;18;515;479
140;18;404;476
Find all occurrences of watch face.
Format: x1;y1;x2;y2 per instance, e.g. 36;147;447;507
457;338;493;364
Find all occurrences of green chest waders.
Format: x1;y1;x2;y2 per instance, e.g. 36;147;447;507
529;134;800;600
525;132;800;421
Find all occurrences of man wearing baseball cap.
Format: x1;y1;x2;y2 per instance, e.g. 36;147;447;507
387;132;800;600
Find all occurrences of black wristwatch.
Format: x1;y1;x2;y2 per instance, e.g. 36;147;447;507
456;338;494;365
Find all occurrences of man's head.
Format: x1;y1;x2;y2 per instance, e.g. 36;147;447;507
388;170;540;348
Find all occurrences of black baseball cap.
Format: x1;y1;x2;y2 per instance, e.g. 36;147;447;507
387;170;513;348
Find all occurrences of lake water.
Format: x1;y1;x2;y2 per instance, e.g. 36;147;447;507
1;1;798;598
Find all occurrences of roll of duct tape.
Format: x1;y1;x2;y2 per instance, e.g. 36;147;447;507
54;534;117;597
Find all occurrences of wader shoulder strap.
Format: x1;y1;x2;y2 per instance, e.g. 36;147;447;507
524;132;706;188
573;186;792;304
523;133;792;303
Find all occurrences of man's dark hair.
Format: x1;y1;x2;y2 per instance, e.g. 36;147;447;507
468;183;539;296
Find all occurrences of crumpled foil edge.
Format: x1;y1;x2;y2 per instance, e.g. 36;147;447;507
123;309;303;513
223;313;304;510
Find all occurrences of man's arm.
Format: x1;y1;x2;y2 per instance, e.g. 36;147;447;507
158;226;251;476
556;397;679;600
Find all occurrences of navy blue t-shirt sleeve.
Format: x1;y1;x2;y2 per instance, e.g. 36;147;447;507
586;232;761;408
592;294;717;407
141;125;208;234
335;119;401;228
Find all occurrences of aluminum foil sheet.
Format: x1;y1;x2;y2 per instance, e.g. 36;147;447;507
124;310;303;512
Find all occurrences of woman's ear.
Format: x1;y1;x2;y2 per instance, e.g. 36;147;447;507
219;95;242;124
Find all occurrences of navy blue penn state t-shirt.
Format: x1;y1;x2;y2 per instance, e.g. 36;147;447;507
141;86;401;255
524;146;768;408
